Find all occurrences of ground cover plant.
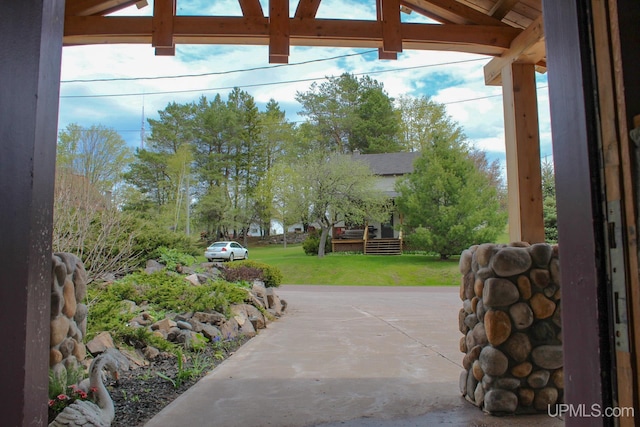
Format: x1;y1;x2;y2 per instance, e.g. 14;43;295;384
248;245;460;286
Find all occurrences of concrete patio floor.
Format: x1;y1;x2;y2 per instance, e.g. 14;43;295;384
145;285;564;427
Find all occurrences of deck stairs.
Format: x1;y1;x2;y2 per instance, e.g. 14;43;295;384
365;238;402;255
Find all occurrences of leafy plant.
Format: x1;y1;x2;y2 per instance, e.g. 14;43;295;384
48;383;95;423
222;260;283;288
302;231;332;256
156;246;196;271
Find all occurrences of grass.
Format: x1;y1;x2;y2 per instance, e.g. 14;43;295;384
247;244;460;286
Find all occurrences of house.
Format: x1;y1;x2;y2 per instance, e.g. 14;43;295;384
332;151;421;254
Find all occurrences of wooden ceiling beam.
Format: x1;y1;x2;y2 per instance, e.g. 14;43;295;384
294;0;322;19
64;16;520;56
65;0;143;16
402;0;507;26
399;0;455;24
152;0;175;50
484;14;545;85
489;0;519;20
269;0;290;63
377;0;402;58
238;0;264;17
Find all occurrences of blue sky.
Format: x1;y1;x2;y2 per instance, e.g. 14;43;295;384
58;0;552;170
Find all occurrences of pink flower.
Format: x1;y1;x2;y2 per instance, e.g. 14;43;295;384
48;400;55;407
57;394;68;401
78;391;87;399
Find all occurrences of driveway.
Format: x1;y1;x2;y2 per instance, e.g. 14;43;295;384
145;285;563;427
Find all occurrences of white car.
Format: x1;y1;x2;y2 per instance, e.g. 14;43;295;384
204;241;249;262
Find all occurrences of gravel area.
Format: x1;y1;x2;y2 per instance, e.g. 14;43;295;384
109;338;249;427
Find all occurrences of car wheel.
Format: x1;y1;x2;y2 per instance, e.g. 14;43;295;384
229;253;234;262
244;251;248;260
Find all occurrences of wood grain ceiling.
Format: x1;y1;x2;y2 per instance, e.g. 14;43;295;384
62;0;544;73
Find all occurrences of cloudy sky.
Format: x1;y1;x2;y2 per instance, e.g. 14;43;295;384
58;0;551;170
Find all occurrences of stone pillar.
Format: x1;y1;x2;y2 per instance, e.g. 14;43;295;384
458;242;562;414
50;254;89;386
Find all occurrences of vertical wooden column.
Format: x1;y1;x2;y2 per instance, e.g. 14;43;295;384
501;63;545;243
542;0;612;425
0;1;64;425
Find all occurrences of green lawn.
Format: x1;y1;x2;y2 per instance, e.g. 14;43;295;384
247;244;460;286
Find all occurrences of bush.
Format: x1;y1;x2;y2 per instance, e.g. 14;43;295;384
156;246;196;271
222;260;283;288
302;231;332;256
132;220;201;261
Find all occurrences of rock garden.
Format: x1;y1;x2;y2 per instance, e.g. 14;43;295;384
48;251;286;426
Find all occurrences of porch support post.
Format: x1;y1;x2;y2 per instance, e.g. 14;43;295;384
542;0;612;424
501;62;545;243
0;1;64;425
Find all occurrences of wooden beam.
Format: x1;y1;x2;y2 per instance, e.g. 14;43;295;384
269;0;290;63
484;14;545;86
294;0;322;19
1;1;64;425
152;0;175;49
399;0;455;24
238;0;264;17
65;0;141;16
488;0;519;20
501;63;544;243
379;0;402;54
403;0;507;26
64;16;520;57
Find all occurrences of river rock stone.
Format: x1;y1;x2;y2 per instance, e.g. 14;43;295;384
459;308;469;334
517;275;532;300
73;259;88;302
460;336;467;353
532;345;563;370
527;370;550;388
491;247;532;277
484;389;518;413
530;269;551;288
474;383;485;406
62;279;77;318
504;332;532;363
475;243;495;267
474;278;484;298
50;349;63;366
459;370;468;395
460;249;473;274
543;284;559;298
73;342;86;362
485;309;511;346
532;321;558;343
476;299;485;322
463;272;475;300
86;331;114;355
552;305;562;327
511;362;533;378
479;346;508;377
467;322;488;349
51;291;63;318
477;267;494;280
519;388;535;406
550;258;561;285
472;359;484;381
464;313;479;330
466;370;478;403
463;345;482;370
495;377;522;390
483;278;520;307
509;302;534;330
463;298;473;314
534;387;558;411
529;243;553;268
59;338;75;359
471;296;479;314
50;315;70;347
552;369;564;389
530;293;556;319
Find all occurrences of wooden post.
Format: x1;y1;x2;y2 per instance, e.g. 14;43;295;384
0;1;64;425
501;63;545;243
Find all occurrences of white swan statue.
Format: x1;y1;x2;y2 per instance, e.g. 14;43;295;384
49;352;119;427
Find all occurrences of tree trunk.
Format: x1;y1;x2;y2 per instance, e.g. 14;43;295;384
318;226;330;257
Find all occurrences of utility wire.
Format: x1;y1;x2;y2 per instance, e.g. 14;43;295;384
61;49;379;83
60;58;487;99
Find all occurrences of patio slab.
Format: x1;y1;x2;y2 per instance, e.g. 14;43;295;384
145;285;563;427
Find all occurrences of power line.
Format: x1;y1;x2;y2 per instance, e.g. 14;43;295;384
61;49;379;83
59;58;487;99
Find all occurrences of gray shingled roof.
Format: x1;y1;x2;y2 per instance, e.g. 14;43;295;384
351;151;420;176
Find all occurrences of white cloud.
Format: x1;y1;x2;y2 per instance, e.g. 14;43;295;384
60;2;551;159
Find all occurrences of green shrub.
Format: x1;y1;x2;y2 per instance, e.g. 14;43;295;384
156;246;196;271
302;231;331;256
132;220;200;261
222;260;283;288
